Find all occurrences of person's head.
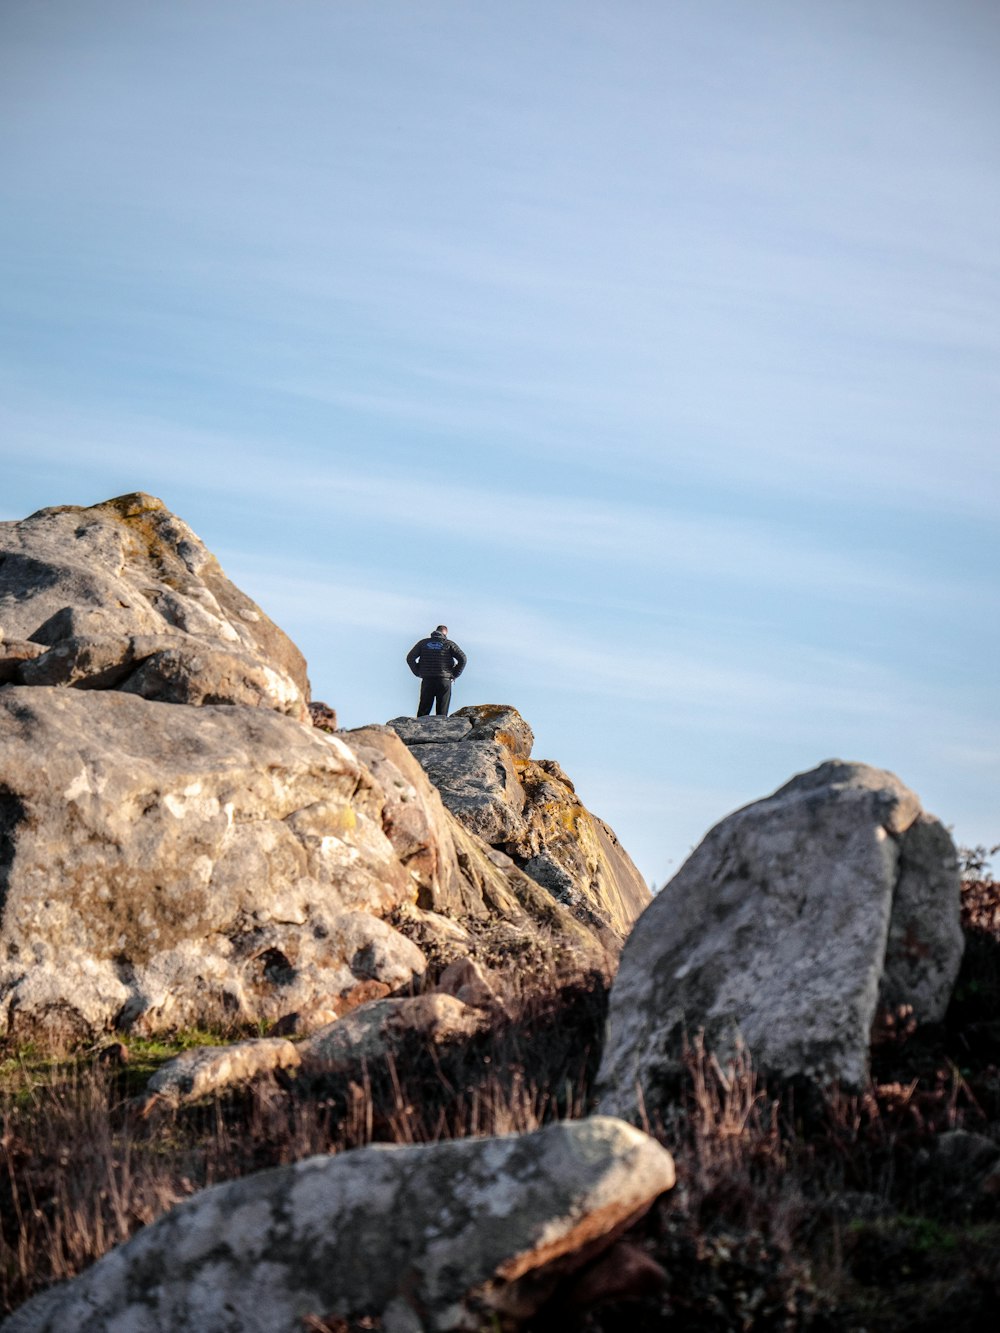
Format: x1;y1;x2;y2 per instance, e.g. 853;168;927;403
435;624;448;635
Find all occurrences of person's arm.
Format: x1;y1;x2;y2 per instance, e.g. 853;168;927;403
406;642;423;676
450;642;467;678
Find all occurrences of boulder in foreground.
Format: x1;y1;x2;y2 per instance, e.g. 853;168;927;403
597;760;963;1114
5;1117;675;1333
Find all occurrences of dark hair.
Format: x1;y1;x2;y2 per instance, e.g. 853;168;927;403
435;624;448;633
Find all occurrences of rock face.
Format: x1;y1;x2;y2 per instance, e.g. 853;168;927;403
597;761;964;1112
0;492;309;717
4;1117;675;1333
387;705;650;945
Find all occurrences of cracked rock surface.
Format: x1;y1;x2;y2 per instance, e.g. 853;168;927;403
4;1117;676;1333
597;760;964;1111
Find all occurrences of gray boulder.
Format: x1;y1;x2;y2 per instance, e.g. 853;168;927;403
0;492;309;717
0;687;423;1041
4;1117;675;1332
597;760;963;1111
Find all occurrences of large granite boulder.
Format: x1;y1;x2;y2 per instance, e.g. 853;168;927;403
0;687;422;1041
4;1118;675;1333
387;704;650;945
597;760;964;1112
0;492;309;717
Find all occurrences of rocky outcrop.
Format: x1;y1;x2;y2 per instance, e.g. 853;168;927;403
387;705;650;945
597;761;964;1112
0;492;308;717
4;1118;675;1333
0;688;608;1042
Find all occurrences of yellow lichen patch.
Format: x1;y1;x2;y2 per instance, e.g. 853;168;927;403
91;492;166;521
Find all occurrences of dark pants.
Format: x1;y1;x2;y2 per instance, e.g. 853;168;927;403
417;677;452;717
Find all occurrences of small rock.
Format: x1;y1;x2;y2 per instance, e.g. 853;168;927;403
141;1037;301;1109
308;700;338;732
300;993;488;1074
438;957;502;1011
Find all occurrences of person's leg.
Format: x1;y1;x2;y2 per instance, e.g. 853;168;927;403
434;680;452;716
417;679;436;716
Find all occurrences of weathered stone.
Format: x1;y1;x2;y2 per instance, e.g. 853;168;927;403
308;699;338;732
270;1005;340;1037
596;761;964;1112
4;1118;675;1332
410;738;527;845
454;703;535;758
387;715;472;744
437;958;502;1011
299;993;489;1074
346;725;485;918
389;707;650;946
142;1037;301;1110
0;687;422;1039
0;492;309;716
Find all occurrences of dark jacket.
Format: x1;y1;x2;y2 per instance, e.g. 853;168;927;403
406;631;467;681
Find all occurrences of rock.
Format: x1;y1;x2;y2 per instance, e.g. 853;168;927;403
0;492;309;717
596;760;964;1113
0;687;424;1040
455;703;535;758
4;1117;675;1332
346;725;485;918
308;700;338;732
270;1005;340;1037
513;758;650;941
389;705;650;945
387;715;473;744
437;958;502;1011
0;499;621;1047
0;639;47;684
299;993;489;1074
410;738;527;845
141;1037;301;1110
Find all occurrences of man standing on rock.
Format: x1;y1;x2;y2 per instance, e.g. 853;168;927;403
406;624;467;717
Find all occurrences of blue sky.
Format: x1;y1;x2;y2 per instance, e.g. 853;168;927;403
2;0;998;884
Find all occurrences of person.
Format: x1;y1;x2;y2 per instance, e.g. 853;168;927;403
406;624;467;717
